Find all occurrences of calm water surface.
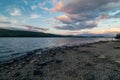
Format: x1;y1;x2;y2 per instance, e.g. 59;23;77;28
0;38;111;62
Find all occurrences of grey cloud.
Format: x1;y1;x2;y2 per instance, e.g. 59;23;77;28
55;21;97;30
101;1;120;11
58;0;119;14
0;21;11;24
23;25;49;31
57;12;99;24
0;15;49;32
54;0;120;30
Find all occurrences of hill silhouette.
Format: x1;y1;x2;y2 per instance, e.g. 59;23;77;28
0;28;106;38
0;28;62;37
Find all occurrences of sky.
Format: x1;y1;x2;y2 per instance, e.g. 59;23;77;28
0;0;120;36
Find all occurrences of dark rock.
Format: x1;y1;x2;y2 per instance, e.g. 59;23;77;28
114;61;120;67
20;77;33;80
55;59;63;63
12;72;20;77
27;51;34;56
36;59;54;66
29;58;37;63
113;47;120;49
85;62;95;66
52;53;56;56
80;50;91;53
84;72;95;80
80;44;92;47
97;55;106;59
4;60;14;66
33;69;44;76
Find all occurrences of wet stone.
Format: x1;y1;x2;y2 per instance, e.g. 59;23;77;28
85;62;95;66
12;72;20;77
55;59;63;63
33;69;44;76
97;55;106;59
36;59;54;67
114;61;120;67
113;47;120;49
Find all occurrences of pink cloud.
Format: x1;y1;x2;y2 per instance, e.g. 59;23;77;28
52;0;120;30
57;15;73;23
53;1;64;12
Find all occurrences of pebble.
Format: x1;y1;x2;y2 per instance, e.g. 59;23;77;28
113;47;120;49
114;61;120;66
98;55;106;59
12;72;20;77
85;62;95;66
55;59;63;63
33;69;44;76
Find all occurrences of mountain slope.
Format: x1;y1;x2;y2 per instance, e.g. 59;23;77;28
0;28;62;37
0;28;106;37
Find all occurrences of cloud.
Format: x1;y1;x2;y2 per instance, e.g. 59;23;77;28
102;1;120;10
31;5;37;10
38;1;51;11
23;25;49;32
57;15;73;24
55;20;97;30
9;8;22;16
0;15;25;29
63;27;120;36
30;1;51;11
53;1;64;12
30;13;41;19
53;0;120;30
40;7;50;11
83;28;120;36
0;15;8;22
0;15;49;32
52;0;59;6
0;15;26;25
0;21;11;24
53;0;119;13
23;0;28;5
0;15;12;26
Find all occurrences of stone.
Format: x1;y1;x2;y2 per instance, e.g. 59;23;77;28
33;69;44;76
12;72;20;77
98;55;106;59
115;61;120;66
35;59;54;66
85;62;95;66
27;51;34;56
113;47;120;49
55;59;63;63
30;58;37;63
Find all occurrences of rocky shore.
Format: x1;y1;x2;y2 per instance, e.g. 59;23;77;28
0;40;120;80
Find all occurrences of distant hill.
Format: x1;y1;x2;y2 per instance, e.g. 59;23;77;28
0;28;62;37
0;28;106;38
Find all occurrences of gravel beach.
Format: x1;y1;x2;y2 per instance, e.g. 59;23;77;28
0;40;120;80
